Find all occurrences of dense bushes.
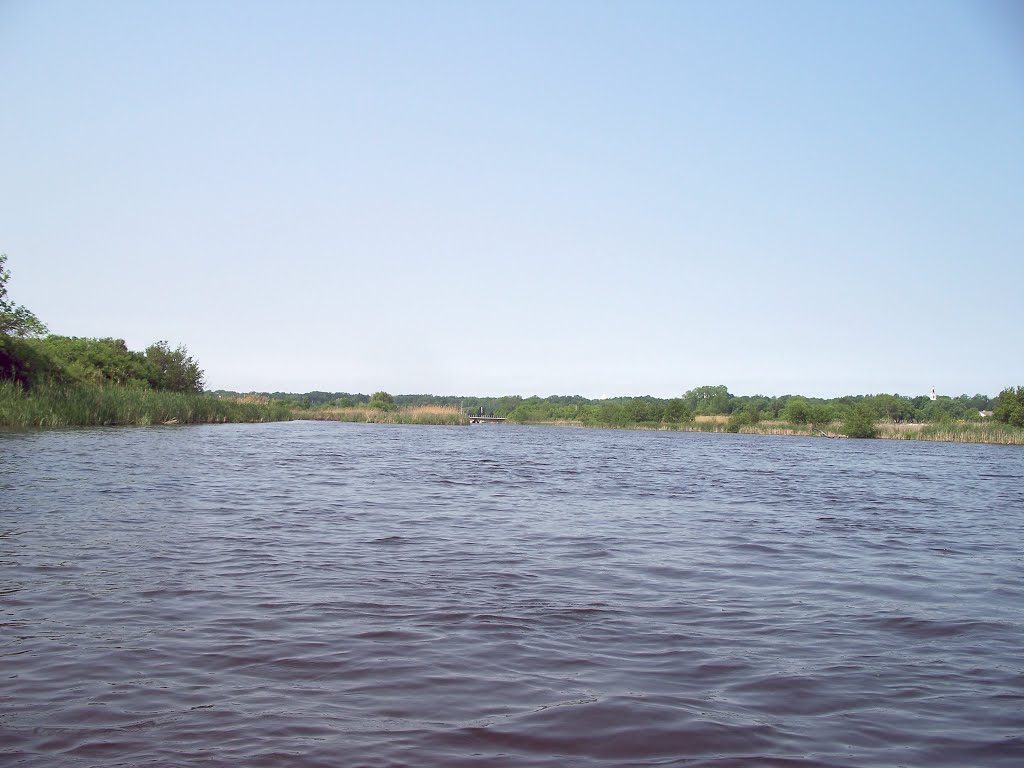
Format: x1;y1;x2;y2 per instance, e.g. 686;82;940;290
20;336;204;393
841;403;879;438
0;336;60;387
994;387;1024;427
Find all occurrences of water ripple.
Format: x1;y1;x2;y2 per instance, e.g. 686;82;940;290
2;423;1022;766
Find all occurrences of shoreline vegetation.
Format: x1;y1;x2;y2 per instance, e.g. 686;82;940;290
284;405;1024;444
0;254;290;428
521;414;1024;445
264;386;1024;445
1;255;1022;442
2;381;1023;445
0;382;291;428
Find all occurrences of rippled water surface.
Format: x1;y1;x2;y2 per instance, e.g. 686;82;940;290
2;422;1023;766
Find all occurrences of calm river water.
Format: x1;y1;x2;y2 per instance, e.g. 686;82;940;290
2;422;1022;766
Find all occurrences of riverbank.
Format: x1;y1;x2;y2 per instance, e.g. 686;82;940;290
4;384;1020;444
522;415;1024;445
0;382;292;427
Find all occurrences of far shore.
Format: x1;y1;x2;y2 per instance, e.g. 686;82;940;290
502;416;1024;445
297;408;1024;445
3;384;1020;445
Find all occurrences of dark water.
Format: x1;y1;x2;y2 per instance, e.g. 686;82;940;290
2;422;1023;767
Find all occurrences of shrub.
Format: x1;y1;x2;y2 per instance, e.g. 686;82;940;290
841;403;878;438
783;398;809;424
145;341;204;393
726;407;759;433
368;391;397;411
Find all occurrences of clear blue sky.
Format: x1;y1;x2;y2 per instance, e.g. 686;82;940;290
2;0;1022;397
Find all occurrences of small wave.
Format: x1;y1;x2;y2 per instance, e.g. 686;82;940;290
871;615;999;639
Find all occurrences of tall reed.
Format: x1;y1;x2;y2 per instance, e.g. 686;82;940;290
296;404;469;426
0;381;292;427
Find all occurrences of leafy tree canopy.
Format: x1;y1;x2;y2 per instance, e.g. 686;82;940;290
0;254;47;338
841;403;879;438
994;386;1024;427
145;341;205;393
368;391;396;410
41;336;150;386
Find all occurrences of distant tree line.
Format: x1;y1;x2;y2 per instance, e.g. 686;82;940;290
219;384;1019;431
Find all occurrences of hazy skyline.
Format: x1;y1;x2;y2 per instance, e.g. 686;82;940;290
3;1;1022;398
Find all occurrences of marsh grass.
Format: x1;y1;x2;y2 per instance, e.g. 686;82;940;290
296;404;469;426
914;421;1024;445
5;381;1020;443
531;416;1023;444
0;381;292;427
745;419;1023;444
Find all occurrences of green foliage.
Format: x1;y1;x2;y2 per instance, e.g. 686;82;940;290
683;385;731;415
869;393;915;423
783;398;810;424
806;404;835;427
0;336;60;388
0;254;47;338
3;333;206;395
39;336;150;386
841;403;878;438
0;257;206;396
664;398;692;423
503;394;691;427
726;407;759;433
368;391;396;410
994;386;1024;427
145;341;204;393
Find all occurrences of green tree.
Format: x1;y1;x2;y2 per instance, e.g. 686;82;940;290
496;395;523;417
41;336;150;386
368;391;396;410
0;336;57;387
993;386;1024;427
869;394;914;423
664;398;691;423
783;398;810;424
806;404;835;428
841;403;878;438
0;254;47;338
683;385;731;415
628;398;655;423
145;341;204;393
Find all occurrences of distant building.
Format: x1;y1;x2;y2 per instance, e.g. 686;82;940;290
980;410;993;418
930;387;937;401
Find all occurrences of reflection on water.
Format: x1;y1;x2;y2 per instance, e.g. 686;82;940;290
2;423;1023;766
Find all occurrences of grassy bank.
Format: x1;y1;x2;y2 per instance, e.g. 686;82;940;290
0;381;292;427
5;380;1020;443
881;420;1024;445
295;404;469;425
526;415;1024;445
